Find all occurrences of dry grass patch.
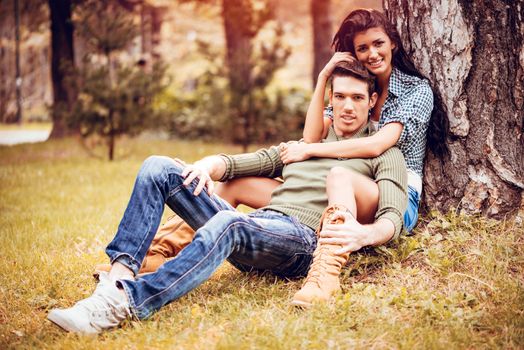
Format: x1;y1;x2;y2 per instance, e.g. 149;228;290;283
1;138;523;349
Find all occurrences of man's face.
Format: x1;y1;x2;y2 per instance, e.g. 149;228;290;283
330;75;377;138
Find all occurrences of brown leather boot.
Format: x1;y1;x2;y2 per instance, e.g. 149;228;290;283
94;214;195;276
291;205;351;307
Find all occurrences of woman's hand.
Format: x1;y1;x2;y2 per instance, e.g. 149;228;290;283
318;211;371;255
279;142;312;164
319;52;356;80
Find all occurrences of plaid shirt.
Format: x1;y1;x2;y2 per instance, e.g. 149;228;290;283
378;68;433;177
323;68;433;177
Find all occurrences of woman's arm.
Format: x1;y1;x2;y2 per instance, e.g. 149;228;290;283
320;117;332;140
303;52;356;143
303;73;330;143
280;122;403;163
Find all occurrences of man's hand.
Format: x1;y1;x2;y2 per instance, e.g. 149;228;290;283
279;142;312;165
319;212;396;255
176;156;226;196
319;52;356;80
318;211;371;255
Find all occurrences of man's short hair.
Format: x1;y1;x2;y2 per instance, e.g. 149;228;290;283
330;60;376;97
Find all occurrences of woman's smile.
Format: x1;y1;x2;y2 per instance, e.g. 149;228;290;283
353;27;395;78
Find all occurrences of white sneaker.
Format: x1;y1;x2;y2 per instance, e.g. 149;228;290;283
47;272;131;334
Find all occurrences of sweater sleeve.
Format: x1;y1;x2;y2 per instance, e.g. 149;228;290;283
219;145;284;181
372;147;408;240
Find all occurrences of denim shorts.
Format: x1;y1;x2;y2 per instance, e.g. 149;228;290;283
403;186;420;233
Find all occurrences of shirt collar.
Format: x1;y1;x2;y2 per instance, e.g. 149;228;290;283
388;67;403;98
326;122;370;142
388;67;424;98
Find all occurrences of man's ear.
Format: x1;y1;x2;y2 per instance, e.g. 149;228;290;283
328;89;333;105
369;92;378;109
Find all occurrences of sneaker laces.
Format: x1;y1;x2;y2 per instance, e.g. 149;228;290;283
76;275;131;330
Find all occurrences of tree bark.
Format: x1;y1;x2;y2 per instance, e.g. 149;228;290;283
311;0;332;88
48;0;76;138
222;0;256;151
383;0;524;218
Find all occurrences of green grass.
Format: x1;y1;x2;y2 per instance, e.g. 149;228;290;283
1;138;523;349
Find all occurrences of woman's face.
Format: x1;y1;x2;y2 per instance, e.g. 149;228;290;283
353;26;395;78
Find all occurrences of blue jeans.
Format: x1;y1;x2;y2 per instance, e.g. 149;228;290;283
105;156;316;319
403;186;420;232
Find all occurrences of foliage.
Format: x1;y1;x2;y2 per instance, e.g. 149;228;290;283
161;81;309;144
74;0;138;55
169;0;303;148
69;61;169;155
1;138;523;349
68;0;168;160
163;9;308;145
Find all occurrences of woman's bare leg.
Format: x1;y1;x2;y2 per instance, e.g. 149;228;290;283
215;177;281;208
325;167;379;223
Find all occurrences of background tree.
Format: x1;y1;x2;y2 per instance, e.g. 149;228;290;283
69;0;168;160
383;0;524;217
0;0;48;123
171;0;295;149
48;0;77;138
222;0;291;151
311;0;332;87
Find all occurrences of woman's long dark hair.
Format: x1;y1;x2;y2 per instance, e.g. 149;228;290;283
332;9;449;157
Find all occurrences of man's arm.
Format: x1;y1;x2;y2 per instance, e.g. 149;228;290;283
219;145;284;181
372;147;408;241
179;145;284;196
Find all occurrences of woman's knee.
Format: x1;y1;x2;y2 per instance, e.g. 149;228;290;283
326;166;356;188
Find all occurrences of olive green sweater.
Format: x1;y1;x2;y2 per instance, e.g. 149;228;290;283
220;124;407;239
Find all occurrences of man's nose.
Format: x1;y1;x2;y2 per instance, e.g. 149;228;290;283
343;99;355;112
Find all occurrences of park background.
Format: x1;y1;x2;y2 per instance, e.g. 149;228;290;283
1;0;523;349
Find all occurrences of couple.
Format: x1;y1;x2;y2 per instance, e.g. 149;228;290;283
48;9;444;334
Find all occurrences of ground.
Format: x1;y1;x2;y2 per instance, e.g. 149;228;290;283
0;137;523;349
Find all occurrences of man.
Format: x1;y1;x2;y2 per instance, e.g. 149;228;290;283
47;61;407;334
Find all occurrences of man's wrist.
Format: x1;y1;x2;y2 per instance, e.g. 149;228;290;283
364;219;395;246
195;156;226;181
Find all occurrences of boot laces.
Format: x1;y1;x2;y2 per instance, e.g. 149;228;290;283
305;205;348;286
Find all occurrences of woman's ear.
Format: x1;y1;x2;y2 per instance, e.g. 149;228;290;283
369;92;378;109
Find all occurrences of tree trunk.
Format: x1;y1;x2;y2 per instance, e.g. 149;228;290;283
383;0;524;218
48;0;76;138
311;0;332;88
222;0;255;151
